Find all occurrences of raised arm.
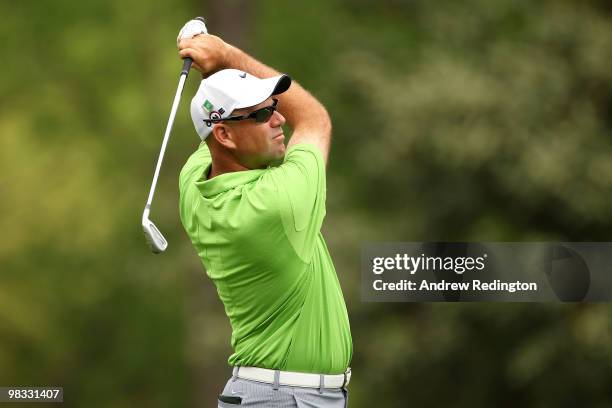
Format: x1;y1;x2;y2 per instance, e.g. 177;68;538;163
179;35;332;163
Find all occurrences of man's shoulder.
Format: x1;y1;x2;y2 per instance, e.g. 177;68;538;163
265;143;325;187
180;143;212;189
283;143;325;165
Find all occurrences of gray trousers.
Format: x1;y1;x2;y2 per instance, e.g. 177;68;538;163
217;377;349;408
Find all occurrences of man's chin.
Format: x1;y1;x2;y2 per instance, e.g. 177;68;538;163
267;149;286;167
268;154;284;167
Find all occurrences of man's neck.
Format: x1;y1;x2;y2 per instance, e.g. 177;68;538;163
207;155;262;179
208;160;251;179
206;140;269;179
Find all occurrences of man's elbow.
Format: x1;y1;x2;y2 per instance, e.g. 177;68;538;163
319;107;332;139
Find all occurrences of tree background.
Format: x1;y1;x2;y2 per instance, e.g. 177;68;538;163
1;0;611;407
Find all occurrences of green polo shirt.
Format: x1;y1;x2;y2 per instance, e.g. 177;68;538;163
179;142;352;374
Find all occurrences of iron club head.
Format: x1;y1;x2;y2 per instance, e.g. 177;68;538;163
142;212;168;254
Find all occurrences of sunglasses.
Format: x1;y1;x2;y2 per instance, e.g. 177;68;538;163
205;99;279;127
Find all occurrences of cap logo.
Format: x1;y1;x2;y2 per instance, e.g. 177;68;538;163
239;72;247;78
204;110;221;128
202;99;214;112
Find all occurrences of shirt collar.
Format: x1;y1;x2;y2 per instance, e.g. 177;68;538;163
195;164;266;198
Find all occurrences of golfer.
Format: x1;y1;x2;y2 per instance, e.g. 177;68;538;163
177;33;352;408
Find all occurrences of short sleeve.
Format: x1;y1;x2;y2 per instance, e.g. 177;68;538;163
268;143;327;263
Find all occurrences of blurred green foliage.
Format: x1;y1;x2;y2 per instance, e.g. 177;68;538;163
1;0;611;407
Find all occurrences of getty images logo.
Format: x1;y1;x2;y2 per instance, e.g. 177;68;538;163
372;252;487;275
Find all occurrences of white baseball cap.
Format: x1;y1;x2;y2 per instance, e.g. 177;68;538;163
190;69;291;140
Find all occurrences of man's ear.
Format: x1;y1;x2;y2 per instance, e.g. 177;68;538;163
211;124;237;149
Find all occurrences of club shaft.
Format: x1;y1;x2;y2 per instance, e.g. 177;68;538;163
143;69;190;218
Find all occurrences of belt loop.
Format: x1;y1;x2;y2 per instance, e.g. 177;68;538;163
273;369;280;391
232;366;239;382
342;367;350;391
319;374;325;394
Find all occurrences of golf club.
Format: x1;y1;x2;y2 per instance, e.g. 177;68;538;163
142;17;208;253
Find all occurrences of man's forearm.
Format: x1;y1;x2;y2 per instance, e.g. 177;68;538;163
221;45;280;87
222;44;331;157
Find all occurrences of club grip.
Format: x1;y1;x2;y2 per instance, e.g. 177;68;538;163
181;57;193;76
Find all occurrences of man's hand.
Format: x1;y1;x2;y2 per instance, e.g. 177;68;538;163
178;35;231;77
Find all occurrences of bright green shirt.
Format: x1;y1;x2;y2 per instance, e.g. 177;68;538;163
179;142;352;374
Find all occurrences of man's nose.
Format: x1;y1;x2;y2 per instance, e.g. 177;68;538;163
270;110;285;127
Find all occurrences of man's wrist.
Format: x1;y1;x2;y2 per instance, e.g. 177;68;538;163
220;43;242;70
